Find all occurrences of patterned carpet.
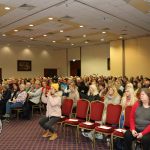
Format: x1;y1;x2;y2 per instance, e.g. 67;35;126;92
0;115;109;150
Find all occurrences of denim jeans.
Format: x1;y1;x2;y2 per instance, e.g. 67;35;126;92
39;116;60;133
6;101;23;114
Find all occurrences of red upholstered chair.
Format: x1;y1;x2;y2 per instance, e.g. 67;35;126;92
58;98;73;125
94;104;122;149
111;106;132;149
63;99;90;141
77;101;104;145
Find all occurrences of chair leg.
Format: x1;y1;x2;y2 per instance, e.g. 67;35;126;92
110;134;114;150
93;131;96;149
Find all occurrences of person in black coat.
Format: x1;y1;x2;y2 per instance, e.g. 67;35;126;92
0;85;11;117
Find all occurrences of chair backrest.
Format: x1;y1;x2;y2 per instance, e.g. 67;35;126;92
90;101;104;121
76;99;90;119
123;106;132;128
61;99;73;117
106;104;122;125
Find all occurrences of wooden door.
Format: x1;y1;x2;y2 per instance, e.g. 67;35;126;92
70;60;81;76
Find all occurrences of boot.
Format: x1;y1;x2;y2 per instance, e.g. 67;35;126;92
42;130;52;138
49;133;58;141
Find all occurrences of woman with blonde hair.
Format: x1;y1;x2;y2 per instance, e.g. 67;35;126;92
102;86;121;124
67;82;79;108
119;87;137;128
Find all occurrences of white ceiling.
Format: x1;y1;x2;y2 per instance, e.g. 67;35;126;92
0;0;150;48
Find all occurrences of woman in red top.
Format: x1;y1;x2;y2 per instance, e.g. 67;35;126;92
124;88;150;150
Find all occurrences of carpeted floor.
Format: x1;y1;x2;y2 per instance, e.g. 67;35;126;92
0;115;109;150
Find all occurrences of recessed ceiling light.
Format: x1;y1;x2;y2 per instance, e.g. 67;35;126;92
4;7;10;10
43;34;47;37
52;40;56;43
60;30;64;33
14;29;18;32
48;17;53;20
29;24;34;27
2;34;6;37
102;31;106;34
71;43;74;46
101;38;104;41
119;36;123;39
30;37;33;40
72;59;76;62
83;34;86;38
85;41;88;44
66;37;70;40
80;25;84;28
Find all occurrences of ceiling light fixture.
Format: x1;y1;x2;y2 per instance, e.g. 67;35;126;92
102;31;106;34
29;24;34;27
43;34;47;37
2;34;6;36
83;34;86;37
71;43;74;46
60;30;64;33
52;40;56;43
30;37;33;40
85;41;88;44
4;7;10;10
48;17;53;20
66;37;70;40
80;25;84;28
119;36;123;39
14;29;18;32
101;38;104;41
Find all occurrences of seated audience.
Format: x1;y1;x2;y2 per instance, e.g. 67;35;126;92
124;88;150;150
3;84;27;120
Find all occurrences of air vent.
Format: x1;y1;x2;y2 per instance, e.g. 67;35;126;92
61;15;74;20
19;4;35;10
25;28;34;31
47;32;55;35
101;28;110;31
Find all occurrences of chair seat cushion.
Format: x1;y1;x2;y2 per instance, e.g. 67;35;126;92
64;118;85;125
113;129;126;137
95;125;114;133
79;122;100;129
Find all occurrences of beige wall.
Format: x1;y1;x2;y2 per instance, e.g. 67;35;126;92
110;40;123;76
125;36;150;77
0;43;67;78
110;36;150;77
81;44;110;76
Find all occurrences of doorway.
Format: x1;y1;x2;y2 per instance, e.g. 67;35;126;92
70;60;81;76
44;68;57;77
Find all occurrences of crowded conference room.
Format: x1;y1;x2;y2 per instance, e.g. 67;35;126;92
0;0;150;149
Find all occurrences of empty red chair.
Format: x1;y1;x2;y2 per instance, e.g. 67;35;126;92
77;101;104;145
58;98;73;125
94;104;122;149
63;99;90;141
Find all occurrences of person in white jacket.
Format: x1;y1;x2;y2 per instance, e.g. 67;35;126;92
39;85;62;141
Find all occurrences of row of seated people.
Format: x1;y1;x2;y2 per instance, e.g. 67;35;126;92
0;77;137;121
0;75;149;120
